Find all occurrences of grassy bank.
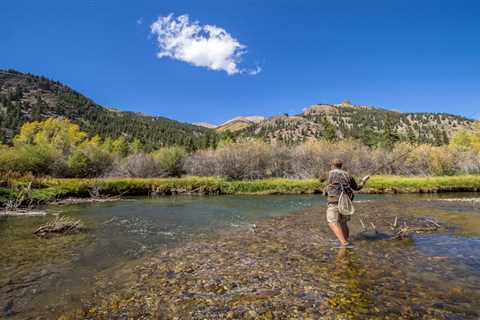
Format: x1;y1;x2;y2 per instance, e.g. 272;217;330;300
1;175;480;207
364;175;480;193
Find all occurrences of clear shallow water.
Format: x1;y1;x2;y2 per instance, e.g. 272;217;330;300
60;194;329;256
1;193;480;318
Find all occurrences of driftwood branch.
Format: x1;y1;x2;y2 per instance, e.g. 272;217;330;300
423;218;441;228
34;216;86;237
358;215;443;241
88;186;127;200
5;182;33;211
359;218;367;231
389;217;442;240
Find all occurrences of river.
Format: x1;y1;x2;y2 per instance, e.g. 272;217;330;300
1;194;479;319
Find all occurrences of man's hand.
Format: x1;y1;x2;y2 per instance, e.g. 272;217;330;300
361;175;370;184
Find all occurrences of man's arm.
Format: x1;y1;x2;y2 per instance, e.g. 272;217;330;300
323;171;332;195
350;175;370;191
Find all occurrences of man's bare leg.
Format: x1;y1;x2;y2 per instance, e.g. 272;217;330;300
340;221;350;242
328;223;349;246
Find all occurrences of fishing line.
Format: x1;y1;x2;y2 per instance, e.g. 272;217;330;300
369;143;422;176
369;109;479;176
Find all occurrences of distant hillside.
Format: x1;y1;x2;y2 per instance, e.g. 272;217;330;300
235;102;475;145
194;116;266;132
241;115;324;143
216;116;265;132
0;70;218;150
192;122;217;129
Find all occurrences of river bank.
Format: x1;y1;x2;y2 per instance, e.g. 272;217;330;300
1;176;480;208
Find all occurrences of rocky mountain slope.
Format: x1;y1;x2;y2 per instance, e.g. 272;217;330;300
194;116;266;132
192;122;217;129
234;102;475;145
0;70;217;150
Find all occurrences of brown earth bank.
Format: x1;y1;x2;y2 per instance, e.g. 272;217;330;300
53;201;480;320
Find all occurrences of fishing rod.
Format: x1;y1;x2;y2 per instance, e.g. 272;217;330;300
366;109;480;176
367;117;475;176
368;143;423;176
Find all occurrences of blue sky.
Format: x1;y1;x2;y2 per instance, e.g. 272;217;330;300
1;0;479;124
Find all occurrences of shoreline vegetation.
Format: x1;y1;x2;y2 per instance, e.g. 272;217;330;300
1;117;480;210
2;175;480;209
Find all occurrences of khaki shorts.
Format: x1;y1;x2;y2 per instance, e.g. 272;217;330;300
326;204;351;224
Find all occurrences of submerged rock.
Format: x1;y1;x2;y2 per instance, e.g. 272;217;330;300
2;300;14;317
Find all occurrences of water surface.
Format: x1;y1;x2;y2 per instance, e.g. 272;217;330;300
1;193;479;318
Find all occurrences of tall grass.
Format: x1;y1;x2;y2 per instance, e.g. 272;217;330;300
2;175;480;207
367;175;480;191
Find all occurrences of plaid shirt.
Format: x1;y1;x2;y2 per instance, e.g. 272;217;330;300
324;169;362;204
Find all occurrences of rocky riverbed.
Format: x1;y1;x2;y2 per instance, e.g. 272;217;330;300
52;199;480;320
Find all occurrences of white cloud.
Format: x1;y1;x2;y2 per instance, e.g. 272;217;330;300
150;14;260;75
137;17;144;25
248;66;262;75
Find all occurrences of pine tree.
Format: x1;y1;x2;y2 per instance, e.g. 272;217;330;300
381;114;400;149
321;117;337;141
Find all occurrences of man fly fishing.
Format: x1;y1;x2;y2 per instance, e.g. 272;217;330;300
324;159;370;248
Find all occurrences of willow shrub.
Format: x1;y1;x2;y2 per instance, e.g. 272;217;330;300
67;144;114;178
0;144;60;176
184;139;480;179
384;143;479;176
2;133;480;179
151;146;187;177
184;139;376;179
289;140;374;178
183;149;218;177
214;140;273;180
117;153;158;177
114;146;187;178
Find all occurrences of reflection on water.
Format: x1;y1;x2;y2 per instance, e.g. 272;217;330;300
1;193;480;318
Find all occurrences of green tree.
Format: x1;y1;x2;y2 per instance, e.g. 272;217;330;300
14;117;87;155
321;117;337;142
359;128;378;147
380;115;400;149
129;138;144;154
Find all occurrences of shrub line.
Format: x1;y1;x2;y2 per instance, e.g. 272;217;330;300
1;176;480;208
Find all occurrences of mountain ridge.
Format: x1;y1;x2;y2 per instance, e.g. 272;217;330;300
194;101;474;145
193;116;266;131
0;69;475;148
0;69;218;150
